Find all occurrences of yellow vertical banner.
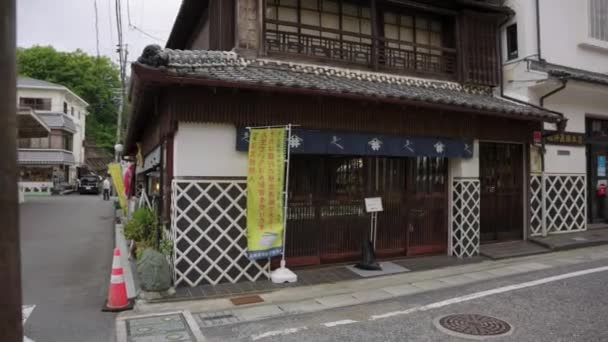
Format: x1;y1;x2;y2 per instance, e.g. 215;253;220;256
247;128;286;260
108;162;127;213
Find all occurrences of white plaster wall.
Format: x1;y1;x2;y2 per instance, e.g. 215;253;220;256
539;0;608;73
539;83;608;174
173;122;248;177
503;0;539;63
506;0;608;72
449;140;480;178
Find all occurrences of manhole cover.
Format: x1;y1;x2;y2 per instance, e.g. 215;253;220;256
435;314;512;339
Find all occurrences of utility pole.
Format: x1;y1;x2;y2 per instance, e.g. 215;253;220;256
0;0;24;341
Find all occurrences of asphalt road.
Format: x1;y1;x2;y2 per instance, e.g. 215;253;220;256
20;195;116;342
205;259;608;342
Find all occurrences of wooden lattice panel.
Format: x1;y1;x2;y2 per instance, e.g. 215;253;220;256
529;174;586;236
451;178;480;258
171;179;269;287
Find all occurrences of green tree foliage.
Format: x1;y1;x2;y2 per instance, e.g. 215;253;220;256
16;46;122;151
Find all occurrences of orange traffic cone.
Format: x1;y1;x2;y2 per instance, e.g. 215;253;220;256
103;248;133;312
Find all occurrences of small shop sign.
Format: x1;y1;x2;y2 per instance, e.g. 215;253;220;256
533;131;542;145
364;197;383;213
598;156;606;177
544;131;585;146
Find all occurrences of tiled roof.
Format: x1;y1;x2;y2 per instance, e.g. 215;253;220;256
18;149;75;165
18;76;66;89
135;45;562;123
530;60;608;87
37;113;77;133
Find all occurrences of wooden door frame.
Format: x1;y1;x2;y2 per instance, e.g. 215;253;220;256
478;140;527;243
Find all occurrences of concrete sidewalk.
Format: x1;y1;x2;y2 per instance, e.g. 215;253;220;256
116;245;608;341
531;228;608;251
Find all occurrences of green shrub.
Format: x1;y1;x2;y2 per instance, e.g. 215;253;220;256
124;207;155;242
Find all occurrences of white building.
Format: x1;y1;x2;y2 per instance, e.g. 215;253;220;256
503;0;608;235
17;76;89;194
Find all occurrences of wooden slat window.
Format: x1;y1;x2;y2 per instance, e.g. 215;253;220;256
264;0;456;78
589;0;608;41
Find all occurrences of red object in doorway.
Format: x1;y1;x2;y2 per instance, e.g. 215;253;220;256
533;131;542;145
597;184;606;197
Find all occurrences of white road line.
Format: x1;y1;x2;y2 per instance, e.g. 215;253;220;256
322;319;358;327
22;305;36;342
251;327;308;341
22;305;36;324
371;265;608;320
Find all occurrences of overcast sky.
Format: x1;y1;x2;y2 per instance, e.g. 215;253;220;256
17;0;182;65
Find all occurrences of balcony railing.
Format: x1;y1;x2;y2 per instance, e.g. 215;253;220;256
264;21;457;78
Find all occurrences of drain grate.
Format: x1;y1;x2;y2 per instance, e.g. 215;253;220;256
200;314;235;321
197;311;241;327
437;314;511;338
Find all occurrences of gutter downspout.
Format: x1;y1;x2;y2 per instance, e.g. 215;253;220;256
537;78;568;237
536;0;543;62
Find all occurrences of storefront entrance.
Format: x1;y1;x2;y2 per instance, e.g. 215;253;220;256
285;155;448;266
479;142;524;243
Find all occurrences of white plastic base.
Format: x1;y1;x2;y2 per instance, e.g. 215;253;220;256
270;260;298;284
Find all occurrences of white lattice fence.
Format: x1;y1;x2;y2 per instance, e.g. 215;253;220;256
451;178;480;258
529;174;586;237
171;179;269;287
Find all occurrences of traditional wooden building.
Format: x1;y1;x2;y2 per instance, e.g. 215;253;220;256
126;0;564;287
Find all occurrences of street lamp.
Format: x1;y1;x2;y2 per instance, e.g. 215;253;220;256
114;143;124;162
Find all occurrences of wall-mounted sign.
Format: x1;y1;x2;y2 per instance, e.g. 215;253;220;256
136;146;161;175
598;155;606;177
236;128;474;159
365;197;383;213
544;131;585;146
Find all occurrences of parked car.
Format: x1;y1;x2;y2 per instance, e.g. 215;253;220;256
78;175;101;195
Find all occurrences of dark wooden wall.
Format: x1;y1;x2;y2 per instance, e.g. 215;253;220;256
209;0;235;50
159;87;538;143
458;11;500;86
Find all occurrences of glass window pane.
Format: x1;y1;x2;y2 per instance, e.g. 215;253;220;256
343;16;360;33
416;30;430;44
431;20;442;32
385;24;398;40
278;7;298;22
401;15;413;27
384;13;397;24
302;9;320;26
400;27;414;42
430;32;442;47
322;0;339;13
280;0;297;7
361;19;371;35
343;3;358;16
321;13;339;29
301;0;318;10
415;17;428;29
361;8;371;18
266;6;277;19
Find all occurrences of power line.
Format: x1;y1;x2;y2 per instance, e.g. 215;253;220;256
131;25;164;42
94;0;100;58
107;0;114;48
126;0;163;43
126;0;132;27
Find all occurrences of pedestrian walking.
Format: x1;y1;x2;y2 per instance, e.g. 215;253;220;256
103;176;111;201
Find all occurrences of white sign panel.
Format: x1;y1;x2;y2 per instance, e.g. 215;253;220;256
365;197;383;213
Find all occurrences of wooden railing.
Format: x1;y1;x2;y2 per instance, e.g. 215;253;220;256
264;21;457;78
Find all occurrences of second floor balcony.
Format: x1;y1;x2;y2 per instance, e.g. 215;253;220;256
263;0;499;85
